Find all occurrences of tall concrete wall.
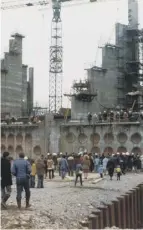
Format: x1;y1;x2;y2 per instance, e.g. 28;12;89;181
1;120;143;157
60;122;143;155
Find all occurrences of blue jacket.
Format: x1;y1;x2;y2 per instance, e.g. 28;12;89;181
11;158;31;179
98;165;103;174
59;158;68;170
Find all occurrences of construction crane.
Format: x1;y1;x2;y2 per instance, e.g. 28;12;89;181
1;0;119;113
49;0;62;113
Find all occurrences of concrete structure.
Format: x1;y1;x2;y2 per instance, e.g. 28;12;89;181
27;67;34;115
1;33;34;118
1;0;143;157
1;117;143;157
1;123;45;158
69;0;143;120
60;121;143;155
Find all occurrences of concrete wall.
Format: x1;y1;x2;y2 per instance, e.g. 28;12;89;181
1;120;143;157
1;123;46;159
60;122;143;155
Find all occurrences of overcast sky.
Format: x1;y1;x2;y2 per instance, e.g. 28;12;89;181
1;0;143;107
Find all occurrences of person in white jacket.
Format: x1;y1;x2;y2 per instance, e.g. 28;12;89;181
103;156;109;175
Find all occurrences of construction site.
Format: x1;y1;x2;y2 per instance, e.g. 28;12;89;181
1;0;143;158
1;1;143;229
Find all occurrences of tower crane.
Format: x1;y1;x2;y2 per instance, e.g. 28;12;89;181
1;0;120;113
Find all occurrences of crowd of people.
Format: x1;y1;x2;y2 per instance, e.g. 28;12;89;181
1;151;142;209
87;110;143;124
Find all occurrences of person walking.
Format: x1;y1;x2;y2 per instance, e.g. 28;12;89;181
116;165;122;180
82;154;90;179
107;158;115;180
11;153;31;209
59;155;69;179
67;154;74;177
94;155;100;173
30;160;36;188
44;157;48;179
47;155;54;179
75;159;83;186
103;156;108;175
36;158;45;188
98;163;103;178
1;152;12;209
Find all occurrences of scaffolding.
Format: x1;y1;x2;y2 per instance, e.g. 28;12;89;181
125;28;143;111
64;79;97;102
116;25;143;111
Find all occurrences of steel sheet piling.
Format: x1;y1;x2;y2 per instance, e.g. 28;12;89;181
91;210;101;229
118;196;126;228
85;183;143;229
136;186;141;227
112;200;121;227
108;202;115;227
140;184;143;225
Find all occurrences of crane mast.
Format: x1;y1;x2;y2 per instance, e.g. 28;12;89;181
49;0;63;113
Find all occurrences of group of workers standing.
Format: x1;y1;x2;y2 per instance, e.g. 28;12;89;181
1;150;142;209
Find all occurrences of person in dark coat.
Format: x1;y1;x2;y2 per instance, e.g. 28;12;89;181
1;152;12;209
107;158;115;180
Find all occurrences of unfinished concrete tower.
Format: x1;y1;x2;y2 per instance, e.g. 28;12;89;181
125;0;143;110
1;33;24;117
128;0;138;30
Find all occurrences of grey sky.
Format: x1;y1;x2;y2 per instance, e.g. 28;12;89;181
1;0;143;107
